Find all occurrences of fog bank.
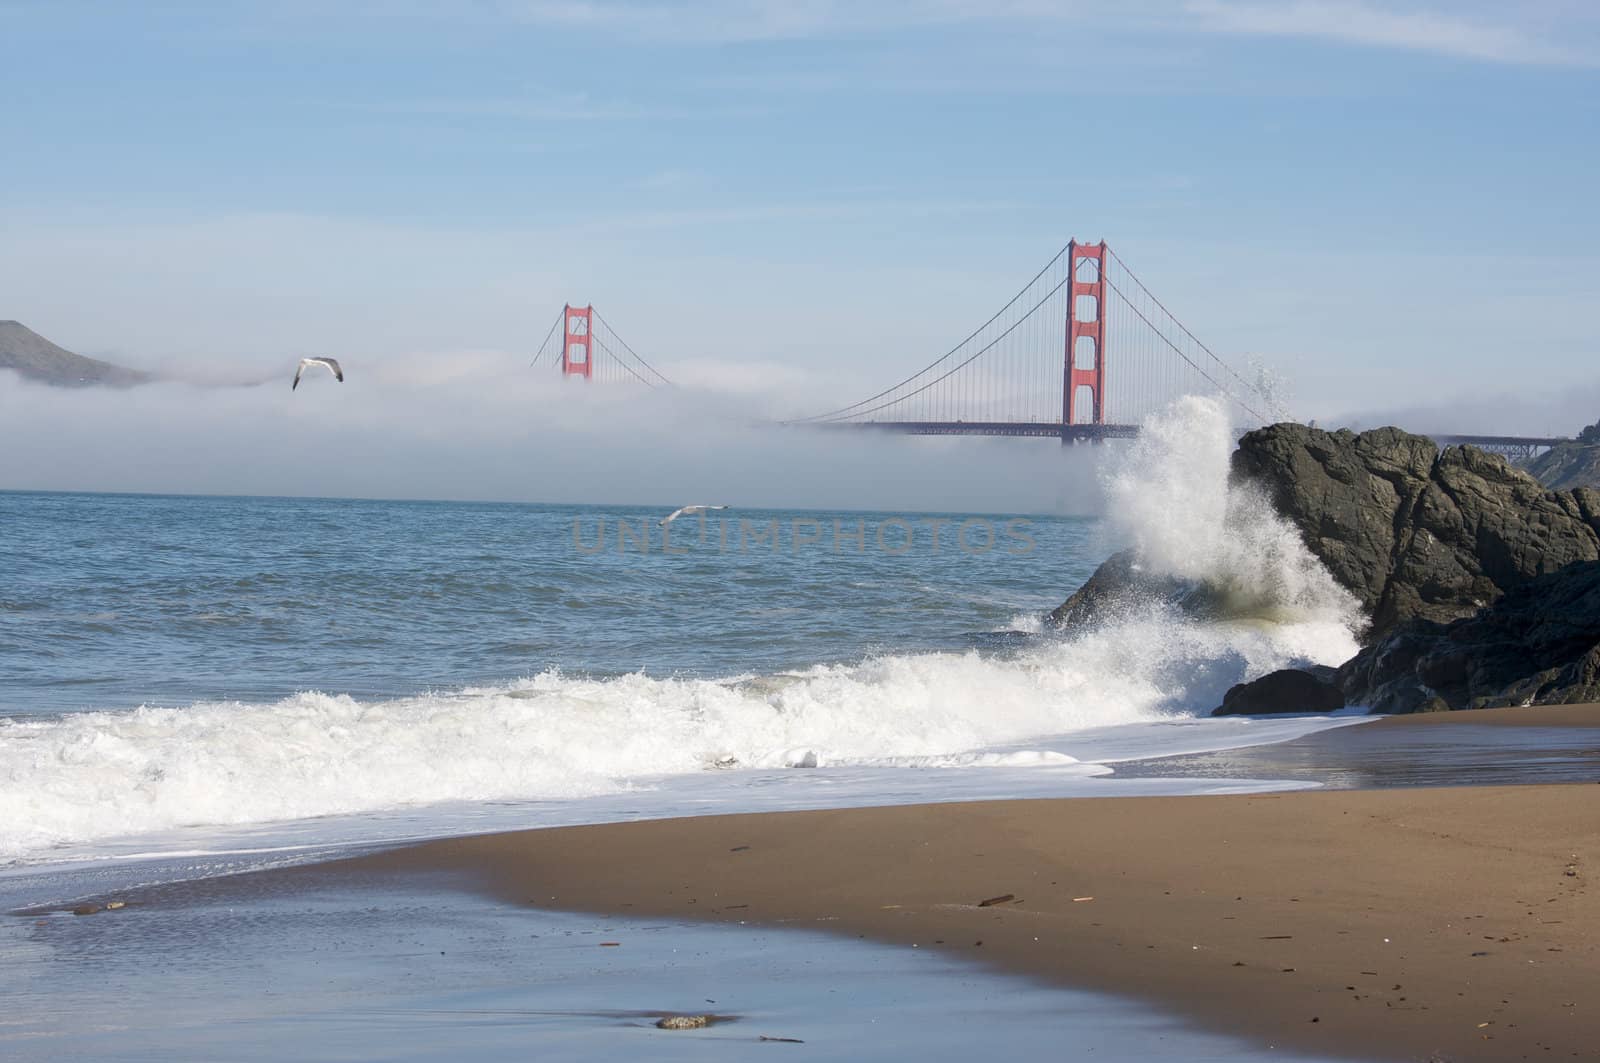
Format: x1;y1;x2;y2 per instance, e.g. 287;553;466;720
0;352;1103;515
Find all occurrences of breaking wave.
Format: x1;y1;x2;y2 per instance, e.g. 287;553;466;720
1105;395;1364;629
0;397;1361;862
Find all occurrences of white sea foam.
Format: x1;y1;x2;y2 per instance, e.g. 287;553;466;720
1104;395;1363;630
0;396;1364;863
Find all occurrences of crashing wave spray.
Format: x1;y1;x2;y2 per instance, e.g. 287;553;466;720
1102;396;1363;630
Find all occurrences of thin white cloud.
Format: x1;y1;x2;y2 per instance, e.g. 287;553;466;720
1185;0;1592;66
504;0;1123;43
594;197;1024;232
506;0;928;43
342;92;758;122
504;0;1596;65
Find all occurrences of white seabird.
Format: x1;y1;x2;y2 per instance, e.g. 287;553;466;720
659;504;728;527
292;357;345;391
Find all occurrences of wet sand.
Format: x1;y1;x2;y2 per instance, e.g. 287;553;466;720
315;707;1600;1063
1376;704;1600;728
7;878;1360;1063
1114;704;1600;790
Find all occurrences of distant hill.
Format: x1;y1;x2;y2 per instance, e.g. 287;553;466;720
0;320;151;387
1526;418;1600;490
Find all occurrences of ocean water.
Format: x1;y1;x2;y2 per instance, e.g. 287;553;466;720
0;397;1364;870
0;397;1382;1060
0;493;1086;714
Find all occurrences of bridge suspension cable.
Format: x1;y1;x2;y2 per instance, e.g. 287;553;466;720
532;303;674;387
785;240;1283;435
535;241;1285;438
1102;273;1270;425
1104;247;1286;423
530;306;565;369
592;309;674;389
788;244;1071;425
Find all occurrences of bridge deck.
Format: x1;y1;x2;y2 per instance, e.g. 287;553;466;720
811;422;1570;453
1430;434;1569;448
817;421;1140;442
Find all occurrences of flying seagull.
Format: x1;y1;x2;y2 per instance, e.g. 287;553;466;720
292;357;344;391
659;505;728;527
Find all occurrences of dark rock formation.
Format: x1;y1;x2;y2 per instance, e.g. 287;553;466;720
1052;421;1600;716
1231;423;1600;638
1339;561;1600;714
1525;420;1600;491
1047;550;1226;628
1213;667;1345;716
0;320;150;387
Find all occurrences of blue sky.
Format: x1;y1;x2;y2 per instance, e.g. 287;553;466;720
3;0;1598;434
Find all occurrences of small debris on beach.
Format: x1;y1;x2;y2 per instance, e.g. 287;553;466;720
599;942;621;947
104;900;126;910
1072;896;1094;903
977;894;1015;907
70;904;100;916
656;1015;712;1030
730;845;751;852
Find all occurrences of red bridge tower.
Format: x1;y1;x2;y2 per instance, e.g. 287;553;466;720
561;304;594;379
1064;241;1107;427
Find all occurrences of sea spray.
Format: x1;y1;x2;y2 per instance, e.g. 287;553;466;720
1102;396;1363;630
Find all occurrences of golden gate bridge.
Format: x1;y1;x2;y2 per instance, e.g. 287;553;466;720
531;241;1568;460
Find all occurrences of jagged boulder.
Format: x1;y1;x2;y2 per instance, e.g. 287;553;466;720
1339;560;1600;713
1213;667;1345;716
1047;550;1225;628
1231;424;1600;638
1050;421;1600;717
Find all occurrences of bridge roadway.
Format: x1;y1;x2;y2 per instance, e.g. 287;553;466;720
822;422;1569;457
828;421;1139;442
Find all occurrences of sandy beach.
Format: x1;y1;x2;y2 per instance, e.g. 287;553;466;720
1375;704;1600;729
314;707;1600;1063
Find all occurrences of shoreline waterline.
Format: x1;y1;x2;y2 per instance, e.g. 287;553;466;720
2;875;1352;1063
51;706;1600;1063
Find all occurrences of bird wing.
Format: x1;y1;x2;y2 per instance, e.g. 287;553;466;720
293;358;344;389
659;506;691;526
